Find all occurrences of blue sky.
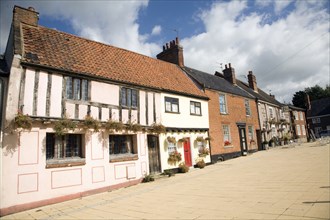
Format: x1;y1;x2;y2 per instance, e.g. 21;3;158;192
0;0;329;103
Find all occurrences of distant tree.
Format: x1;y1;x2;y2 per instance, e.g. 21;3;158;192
292;85;330;108
292;91;306;108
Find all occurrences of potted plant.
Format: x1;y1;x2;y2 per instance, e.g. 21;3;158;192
269;138;275;147
195;136;204;142
196;159;206;169
262;140;269;150
178;162;189;173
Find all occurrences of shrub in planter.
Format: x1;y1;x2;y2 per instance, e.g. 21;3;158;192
148;123;166;134
54;117;77;136
83;115;100;132
167;136;176;144
178;162;189;173
142;174;154;183
104;119;124;132
196;159;206;169
125;121;142;133
14;111;32;130
163;169;175;177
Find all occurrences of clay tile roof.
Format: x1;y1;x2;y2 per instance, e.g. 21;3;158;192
20;24;207;99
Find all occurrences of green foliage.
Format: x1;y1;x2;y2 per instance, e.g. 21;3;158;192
163;169;175;177
125;121;142;133
104;119;124;132
54;117;76;136
14;111;32;130
83;115;100;132
148;123;166;134
142;174;154;183
292;85;330;108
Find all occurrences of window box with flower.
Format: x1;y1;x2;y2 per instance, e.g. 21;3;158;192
168;150;182;164
224;140;231;147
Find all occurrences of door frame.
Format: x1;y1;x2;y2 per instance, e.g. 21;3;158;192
183;137;192;167
147;134;161;174
237;123;248;155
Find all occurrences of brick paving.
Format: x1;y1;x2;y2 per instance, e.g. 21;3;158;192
2;141;329;219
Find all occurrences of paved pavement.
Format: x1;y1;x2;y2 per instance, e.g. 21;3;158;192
2;141;330;220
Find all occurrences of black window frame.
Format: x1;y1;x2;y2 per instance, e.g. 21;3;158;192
190;101;202;116
66;77;89;101
109;135;136;155
165;97;179;113
121;87;138;108
46;133;84;160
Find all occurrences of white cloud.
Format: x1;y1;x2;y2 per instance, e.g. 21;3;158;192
181;0;329;103
0;0;161;57
274;0;293;14
151;25;162;36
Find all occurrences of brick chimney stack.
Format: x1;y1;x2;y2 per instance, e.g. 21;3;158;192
223;63;236;85
156;37;184;67
13;6;39;55
247;71;258;93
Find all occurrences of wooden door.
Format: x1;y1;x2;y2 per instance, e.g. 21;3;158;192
147;135;161;174
183;138;192;167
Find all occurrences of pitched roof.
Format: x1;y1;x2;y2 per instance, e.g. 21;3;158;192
307;97;330;117
235;80;282;107
20;23;207;99
182;66;254;99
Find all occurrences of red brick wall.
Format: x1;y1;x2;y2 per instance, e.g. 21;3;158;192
206;89;260;157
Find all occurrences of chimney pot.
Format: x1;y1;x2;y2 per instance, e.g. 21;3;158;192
163;45;165;51
225;64;228;69
175;37;179;45
229;63;231;68
156;38;184;67
223;63;236;85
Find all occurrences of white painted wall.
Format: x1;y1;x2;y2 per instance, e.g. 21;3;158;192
160;93;209;128
91;81;119;105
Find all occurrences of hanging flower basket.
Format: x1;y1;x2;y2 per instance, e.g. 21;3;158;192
198;147;210;157
178;137;189;143
195;136;205;142
167;136;176;144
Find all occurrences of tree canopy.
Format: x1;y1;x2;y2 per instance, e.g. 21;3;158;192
292;85;330;108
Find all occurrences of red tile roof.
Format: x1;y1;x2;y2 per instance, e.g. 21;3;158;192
21;24;207;99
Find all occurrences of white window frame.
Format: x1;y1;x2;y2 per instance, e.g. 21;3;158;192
296;125;301;136
248;126;254;140
245;99;251;116
219;94;227;114
222;125;231;143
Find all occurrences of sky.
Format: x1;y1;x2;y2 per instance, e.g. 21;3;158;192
0;0;329;103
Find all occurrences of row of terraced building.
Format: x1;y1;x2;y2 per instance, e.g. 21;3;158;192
0;6;308;216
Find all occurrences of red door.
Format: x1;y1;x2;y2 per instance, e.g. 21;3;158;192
183;138;192;167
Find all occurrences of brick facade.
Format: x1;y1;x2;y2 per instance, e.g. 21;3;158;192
206;89;260;162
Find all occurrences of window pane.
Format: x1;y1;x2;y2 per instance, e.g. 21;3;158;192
127;89;131;107
132;90;137;107
73;79;81;100
46;133;55;159
121;88;126;106
190;102;195;114
66;77;73;99
196;106;201;115
165;101;171;112
172;103;178;112
81;80;88;101
109;135;134;155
